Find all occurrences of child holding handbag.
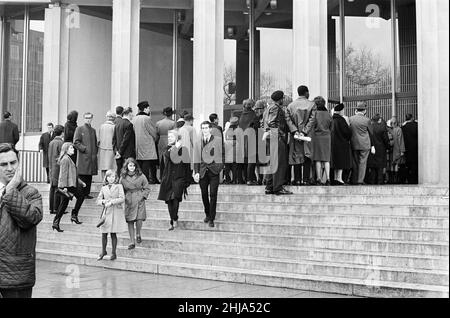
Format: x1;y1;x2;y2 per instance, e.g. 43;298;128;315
96;170;127;261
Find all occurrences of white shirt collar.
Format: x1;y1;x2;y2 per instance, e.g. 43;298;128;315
0;181;5;201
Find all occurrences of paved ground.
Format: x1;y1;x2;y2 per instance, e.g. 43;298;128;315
33;260;358;298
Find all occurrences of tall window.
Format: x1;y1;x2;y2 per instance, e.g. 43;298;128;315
327;0;418;122
1;5;45;133
2;10;24;131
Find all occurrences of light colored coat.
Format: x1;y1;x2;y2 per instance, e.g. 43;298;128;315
98;121;116;171
133;114;158;160
120;174;150;222
285;97;316;164
96;184;127;234
58;155;78;188
156;117;176;160
349;113;373;151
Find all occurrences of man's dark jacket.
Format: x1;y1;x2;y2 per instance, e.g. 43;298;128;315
0;181;43;290
0;120;19;146
113;118;136;159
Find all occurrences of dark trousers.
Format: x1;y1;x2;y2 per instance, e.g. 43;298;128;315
49;185;62;213
406;163;418;184
116;158;125;176
224;164;232;182
138;160;158;183
367;168;384;185
199;170;220;221
0;288;32;298
266;138;288;193
291;159;314;183
247;163;257;182
236;164;246;184
167;199;180;224
53;185;85;225
79;175;92;196
45;168;50;183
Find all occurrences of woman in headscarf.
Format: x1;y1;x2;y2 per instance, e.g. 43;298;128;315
331;103;352;185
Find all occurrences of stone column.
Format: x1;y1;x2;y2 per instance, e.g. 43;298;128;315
416;0;449;185
111;0;140;111
42;3;70;126
193;0;224;126
292;0;328;99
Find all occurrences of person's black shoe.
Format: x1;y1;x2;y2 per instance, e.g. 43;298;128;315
265;190;274;195
325;180;331;186
71;216;83;225
52;225;64;232
292;180;302;186
204;217;210;223
85;195;94;199
247;180;258;186
257;180;263;185
49;210;56;215
209;221;215;228
275;188;293;195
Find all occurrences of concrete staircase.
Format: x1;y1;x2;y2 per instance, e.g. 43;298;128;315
33;183;449;298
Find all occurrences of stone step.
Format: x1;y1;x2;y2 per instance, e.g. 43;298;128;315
41;208;449;229
35;249;449;298
37;229;449;271
39;221;449;258
41;199;450;217
40;215;450;242
31;183;449;197
37;240;448;287
39;192;450;206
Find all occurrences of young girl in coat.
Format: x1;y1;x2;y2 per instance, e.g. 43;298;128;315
158;130;191;231
96;170;127;260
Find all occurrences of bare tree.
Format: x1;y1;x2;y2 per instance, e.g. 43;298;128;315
223;64;236;105
344;44;390;87
260;71;276;98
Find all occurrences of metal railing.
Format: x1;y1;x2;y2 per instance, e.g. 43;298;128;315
18;150;47;183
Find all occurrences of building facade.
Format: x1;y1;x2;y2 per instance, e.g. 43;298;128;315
0;0;448;185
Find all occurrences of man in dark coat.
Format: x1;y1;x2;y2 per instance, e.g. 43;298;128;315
239;99;259;185
263;91;293;196
113;107;136;175
64;110;78;163
0;111;19;147
402;114;418;184
48;125;65;214
0;143;43;298
74;112;98;199
193;121;224;228
367;114;390;185
38;123;55;183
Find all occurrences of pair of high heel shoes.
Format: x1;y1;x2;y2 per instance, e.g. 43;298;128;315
52;216;82;232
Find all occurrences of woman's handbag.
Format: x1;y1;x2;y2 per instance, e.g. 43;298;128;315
96;205;107;228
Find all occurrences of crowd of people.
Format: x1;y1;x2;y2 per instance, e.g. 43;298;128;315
0;84;419;267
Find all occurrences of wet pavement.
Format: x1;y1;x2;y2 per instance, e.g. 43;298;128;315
33;260;358;298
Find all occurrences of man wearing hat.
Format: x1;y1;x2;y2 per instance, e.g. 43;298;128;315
156;107;176;180
349;102;375;185
134;101;159;184
262;91;293;195
285;85;316;186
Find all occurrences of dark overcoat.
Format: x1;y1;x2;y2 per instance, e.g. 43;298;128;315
368;121;390;168
331;113;352;170
48;136;64;186
74;124;98;175
402;121;418;165
157;146;191;202
39;132;54;168
113;118;136;159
